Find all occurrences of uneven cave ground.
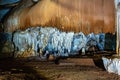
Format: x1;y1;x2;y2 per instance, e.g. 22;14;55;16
0;51;120;80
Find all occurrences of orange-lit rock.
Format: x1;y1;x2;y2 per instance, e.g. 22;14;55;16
4;0;115;34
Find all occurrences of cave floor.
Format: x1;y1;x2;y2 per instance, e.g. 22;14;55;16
0;52;120;80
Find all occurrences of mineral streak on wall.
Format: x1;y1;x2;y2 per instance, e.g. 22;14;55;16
4;0;115;34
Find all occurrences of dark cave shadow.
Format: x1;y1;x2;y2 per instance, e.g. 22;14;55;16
92;51;116;70
0;58;49;80
93;57;105;70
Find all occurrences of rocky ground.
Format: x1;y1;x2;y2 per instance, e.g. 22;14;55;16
0;53;120;80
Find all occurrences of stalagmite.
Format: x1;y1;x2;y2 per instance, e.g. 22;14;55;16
102;57;120;75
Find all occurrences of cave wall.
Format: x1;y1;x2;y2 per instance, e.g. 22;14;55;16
0;0;118;58
0;0;20;22
4;0;115;34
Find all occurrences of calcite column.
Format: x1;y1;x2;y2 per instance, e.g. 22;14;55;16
117;4;120;56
